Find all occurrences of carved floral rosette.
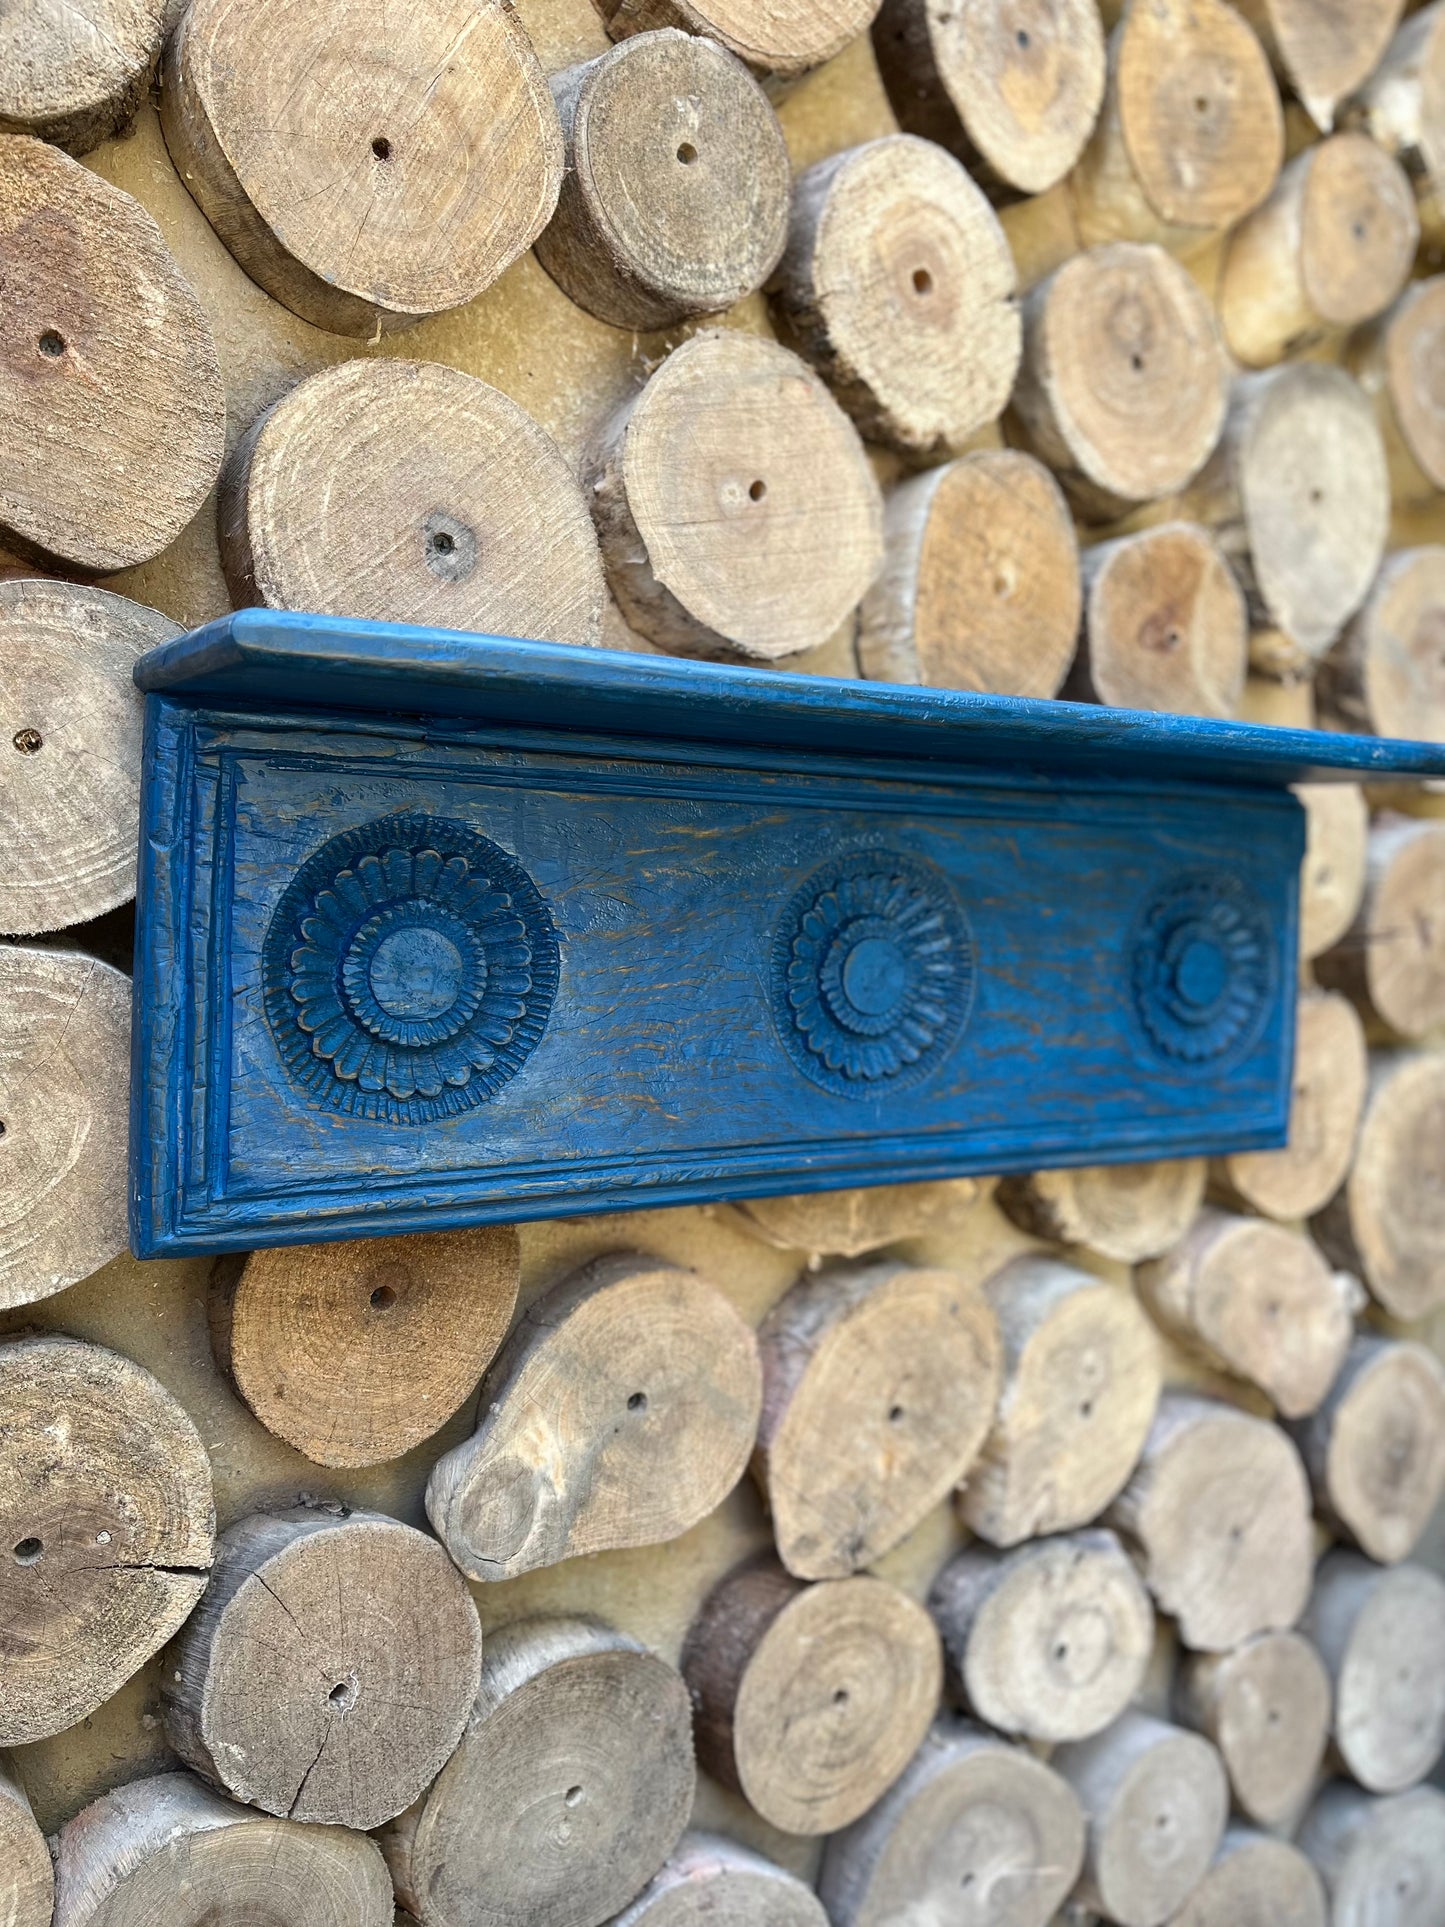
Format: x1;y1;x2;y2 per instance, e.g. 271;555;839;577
772;847;974;1098
1132;870;1273;1065
263;814;559;1124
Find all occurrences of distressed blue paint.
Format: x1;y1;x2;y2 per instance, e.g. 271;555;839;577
128;612;1445;1259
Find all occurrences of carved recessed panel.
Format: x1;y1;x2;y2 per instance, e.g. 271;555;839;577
262;814;558;1123
772;849;974;1098
1132;871;1273;1066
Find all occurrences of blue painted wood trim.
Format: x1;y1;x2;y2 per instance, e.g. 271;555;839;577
134;609;1445;791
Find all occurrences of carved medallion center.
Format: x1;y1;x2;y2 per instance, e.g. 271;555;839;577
367;926;468;1020
841;935;908;1017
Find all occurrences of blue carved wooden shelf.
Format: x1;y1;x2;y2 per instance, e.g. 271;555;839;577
128;610;1445;1258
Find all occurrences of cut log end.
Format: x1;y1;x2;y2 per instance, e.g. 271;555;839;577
1075;523;1246;717
683;1559;942;1836
729;1177;986;1255
611;1835;826;1927
164;1507;483;1830
602;0;878;86
1247;0;1407;131
161;0;563;334
1318;818;1445;1041
1295;783;1368;960
996;1157;1207;1262
1300;1782;1445;1927
0;0;168;154
213;1224;520;1468
1176;1631;1331;1828
1308;1552;1445;1795
1168;1829;1326;1927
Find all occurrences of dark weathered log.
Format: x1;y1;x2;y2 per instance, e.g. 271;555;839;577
211;1225;520;1468
1218;134;1416;366
606;1834;826;1927
755;1257;1000;1578
0;0;169;152
1210;991;1367;1221
162;0;562;335
959;1255;1162;1547
1137;1210;1353;1418
427;1253;761;1581
1072;0;1283;253
1107;1394;1314;1652
871;0;1105;195
535;32;790;330
586;330;883;661
1316;818;1445;1042
1175;1631;1331;1828
1306;1552;1445;1795
1299;1781;1445;1927
0;135;224;572
51;1771;395;1926
996;1158;1206;1262
381;1618;695;1927
0;1334;214;1746
770;135;1020;459
682;1557;941;1836
1052;1711;1229;1927
858;451;1080;696
1292;1335;1445;1566
819;1716;1085;1927
0;945;130;1308
929;1529;1153;1742
1312;1050;1445;1322
1010;243;1230;520
164;1505;483;1829
221;360;605;646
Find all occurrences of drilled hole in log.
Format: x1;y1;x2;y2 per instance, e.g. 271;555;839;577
328;1678;357;1711
37;330;65;358
748;479;767;502
677;142;698;164
13;1537;42;1565
430;530;455;555
12;728;42;754
1015;27;1029;47
832;1687;850;1706
372;136;392;160
912;267;933;295
565;1784;584;1807
370;1284;397;1311
627;1390;648;1411
888;1404;905;1423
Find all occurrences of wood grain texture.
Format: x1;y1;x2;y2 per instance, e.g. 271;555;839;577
770;134;1021;458
0;1333;214;1746
1072;0;1283;251
0;1757;53;1927
1218;134;1417;367
682;1556;942;1835
1316;817;1445;1041
161;0;563;336
587;329;883;660
960;1256;1162;1547
929;1528;1153;1743
1305;1552;1445;1794
427;1254;761;1580
51;1771;395;1926
755;1258;1000;1578
599;0;880;84
1299;1782;1445;1927
1053;1711;1228;1927
0;947;129;1309
1235;0;1405;130
1292;1335;1445;1566
381;1617;694;1927
1312;1051;1445;1322
536;32;790;330
818;1715;1085;1927
1137;1210;1353;1417
996;1158;1206;1262
0;577;176;936
1296;784;1369;961
163;1505;483;1828
0;0;169;152
728;1178;986;1255
1106;1394;1313;1652
211;1224;520;1468
1349;279;1445;505
871;0;1105;194
1073;524;1246;718
1010;243;1230;520
221;359;605;646
0;135;224;571
1168;1829;1325;1927
1211;991;1366;1221
1175;1631;1331;1829
1319;547;1445;746
858;450;1081;696
605;1835;825;1927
